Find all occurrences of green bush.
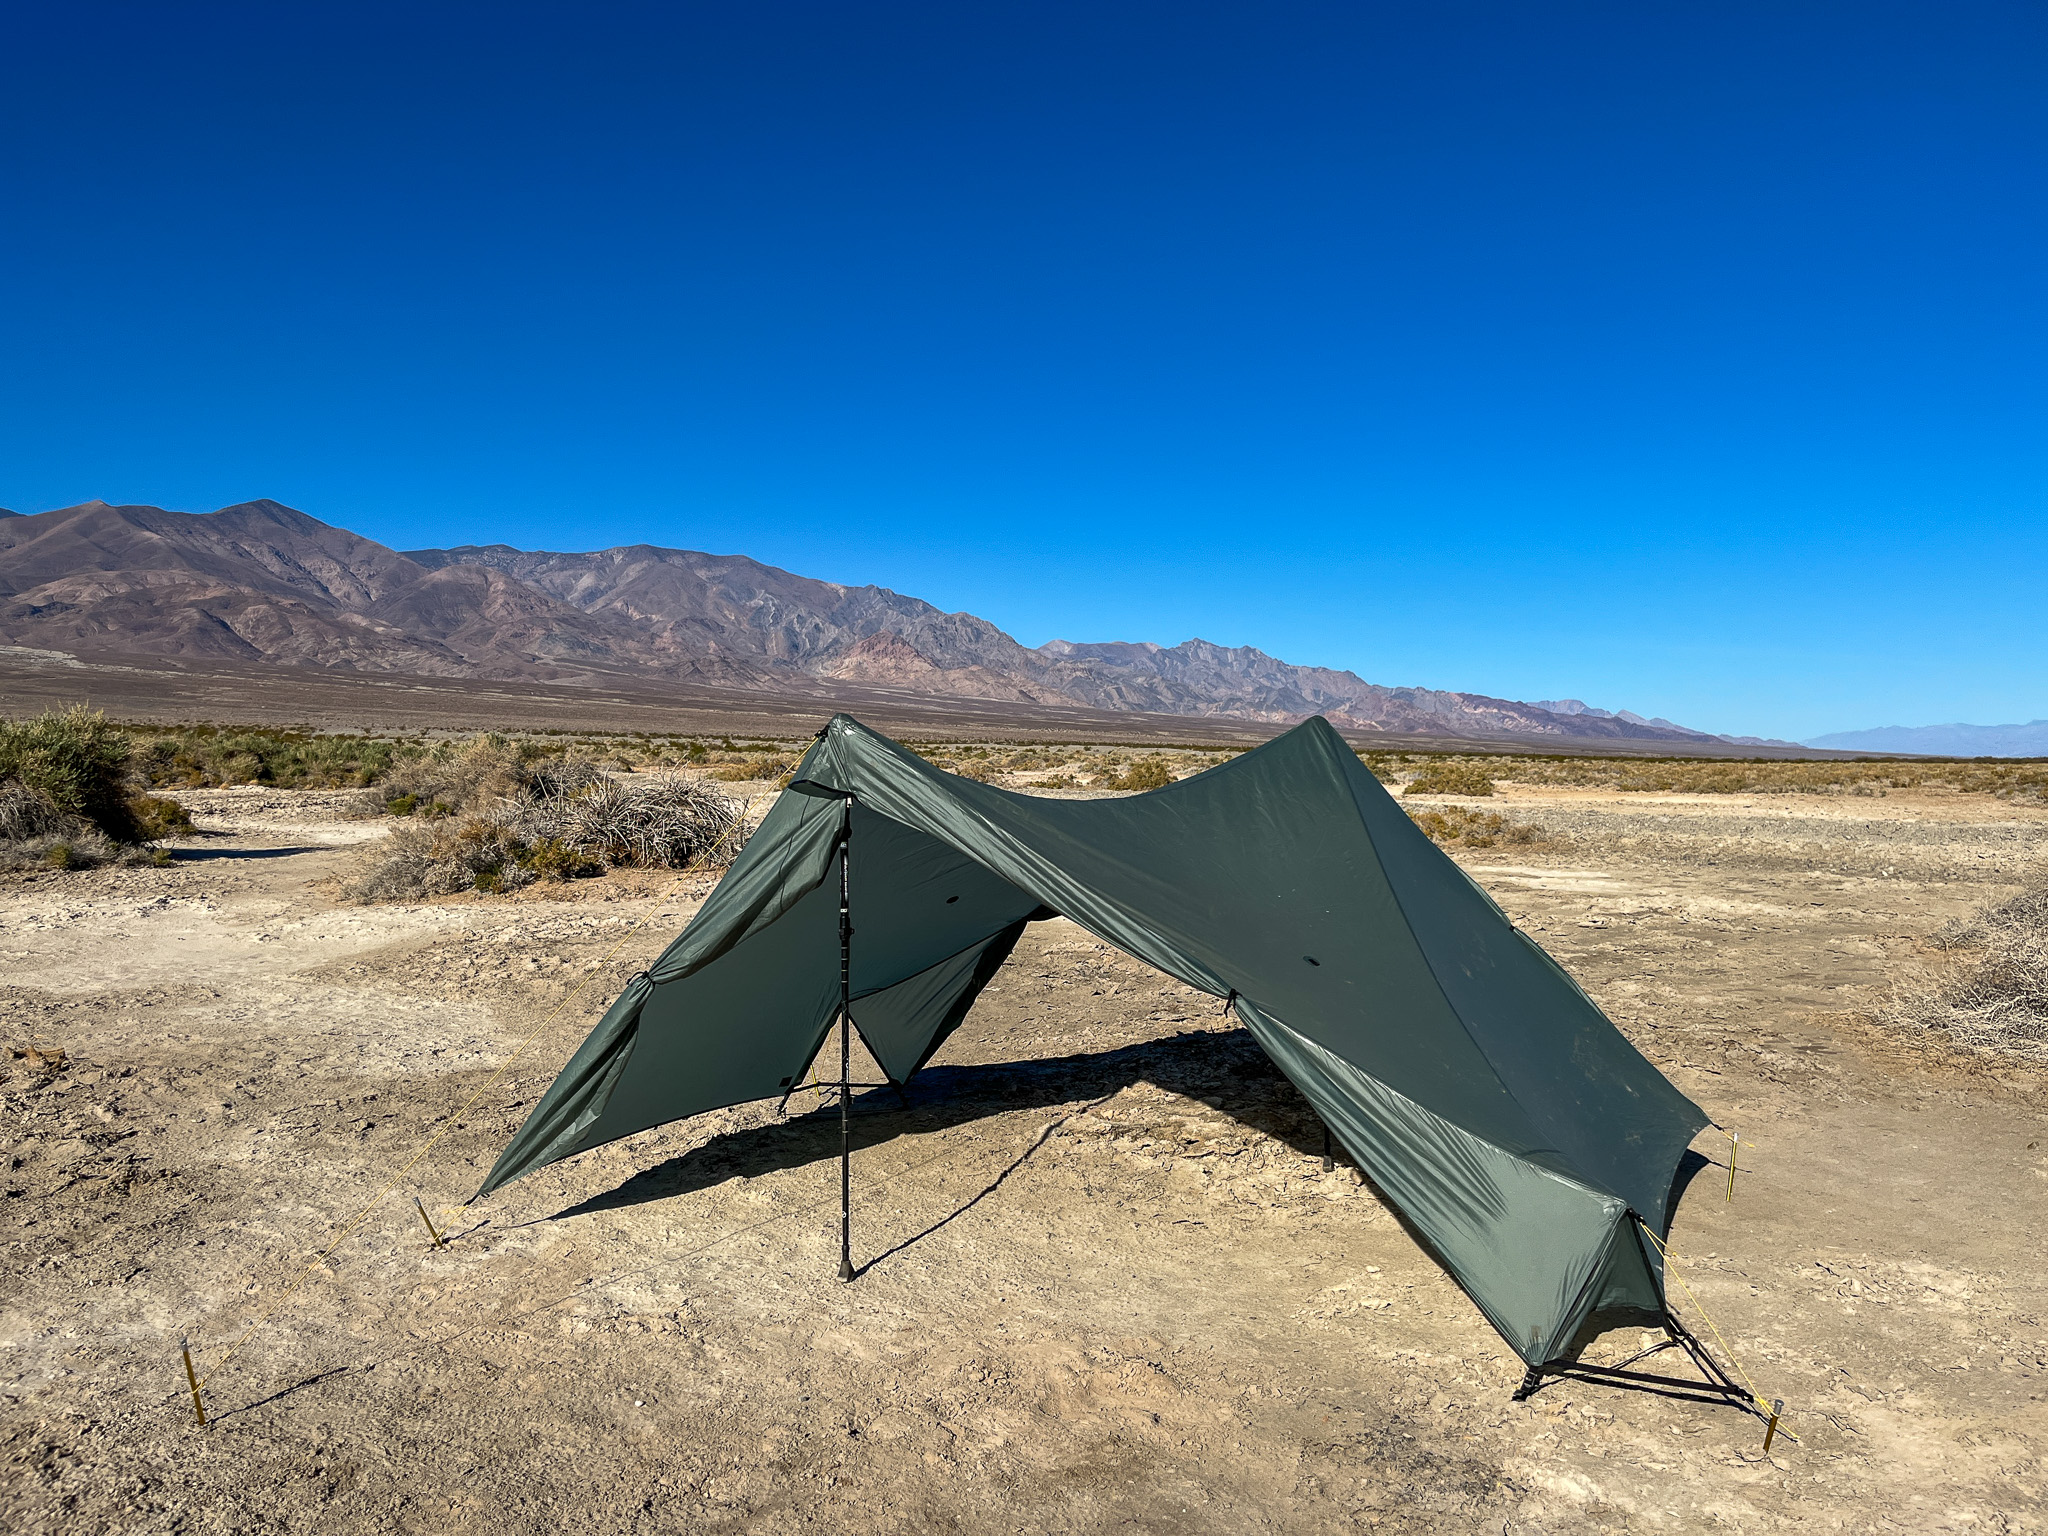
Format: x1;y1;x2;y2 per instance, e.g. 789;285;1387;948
0;707;143;842
130;725;398;790
130;794;195;840
1108;758;1176;792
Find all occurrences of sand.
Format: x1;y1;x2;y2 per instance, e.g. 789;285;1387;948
3;781;2045;1534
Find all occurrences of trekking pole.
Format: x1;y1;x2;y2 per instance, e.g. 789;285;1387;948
837;797;855;1283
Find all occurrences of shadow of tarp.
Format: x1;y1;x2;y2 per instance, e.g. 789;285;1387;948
548;1025;1329;1222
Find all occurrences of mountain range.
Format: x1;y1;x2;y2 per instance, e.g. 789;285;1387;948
0;498;1783;746
1804;720;2048;757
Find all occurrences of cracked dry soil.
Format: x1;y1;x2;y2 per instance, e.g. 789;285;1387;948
2;782;2046;1534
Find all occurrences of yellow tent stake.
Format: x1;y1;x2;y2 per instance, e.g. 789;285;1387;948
180;1337;206;1427
414;1195;446;1249
1763;1397;1784;1456
188;794;761;1399
1727;1131;1738;1202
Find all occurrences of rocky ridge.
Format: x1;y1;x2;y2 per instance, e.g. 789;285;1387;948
2;499;1753;743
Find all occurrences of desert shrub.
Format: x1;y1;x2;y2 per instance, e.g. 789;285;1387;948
130;725;398;789
376;735;533;814
0;822;126;874
989;747;1068;773
346;821;521;901
521;755;600;798
1106;759;1176;792
1405;805;1546;850
0;707;142;842
710;756;794;783
928;756;999;783
1403;761;1496;797
1357;753;1401;785
1496;755;2048;801
529;772;744;867
0;720;192;872
129;794;195;840
904;743;1221;787
0;780;76;843
1883;884;2048;1060
344;768;745;901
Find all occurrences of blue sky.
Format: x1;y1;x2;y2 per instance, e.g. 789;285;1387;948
3;3;2043;741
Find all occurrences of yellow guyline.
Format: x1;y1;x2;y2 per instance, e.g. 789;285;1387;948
182;797;760;1416
1636;1220;1798;1447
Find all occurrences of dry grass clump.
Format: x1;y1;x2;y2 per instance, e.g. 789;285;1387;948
345;748;746;901
0;780;120;872
1884;885;2048;1060
1402;762;1496;797
1405;805;1548;850
0;778;82;843
5;1044;68;1078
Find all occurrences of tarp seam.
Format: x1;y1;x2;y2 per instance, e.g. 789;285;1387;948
1322;722;1544;1155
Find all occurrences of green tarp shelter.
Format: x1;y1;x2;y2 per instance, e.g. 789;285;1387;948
480;714;1709;1371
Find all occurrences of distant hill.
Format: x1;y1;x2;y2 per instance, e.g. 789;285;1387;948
2;497;1768;745
1804;721;2048;757
0;498;727;685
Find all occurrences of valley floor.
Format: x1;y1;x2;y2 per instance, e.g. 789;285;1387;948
2;783;2045;1534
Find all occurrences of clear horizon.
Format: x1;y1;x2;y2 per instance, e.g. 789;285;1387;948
4;4;2043;741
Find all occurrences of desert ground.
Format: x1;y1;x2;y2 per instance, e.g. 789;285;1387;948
3;774;2045;1534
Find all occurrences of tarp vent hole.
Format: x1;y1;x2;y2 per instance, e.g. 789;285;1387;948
946;895;959;904
1302;955;1320;966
